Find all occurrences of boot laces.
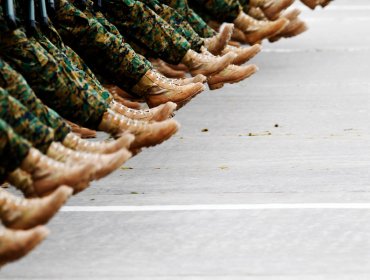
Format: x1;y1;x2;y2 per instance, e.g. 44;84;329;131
113;100;151;117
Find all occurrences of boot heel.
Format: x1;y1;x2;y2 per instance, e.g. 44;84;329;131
208;82;224;90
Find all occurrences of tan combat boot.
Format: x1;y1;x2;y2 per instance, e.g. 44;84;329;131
150;59;186;78
231;27;248;43
269;9;308;42
0;186;72;230
132;70;205;109
110;100;177;122
98;110;180;149
163;63;189;72
320;0;332;8
204;23;234;55
181;49;236;76
65;120;97;139
247;6;267;20
301;0;331;9
221;44;262;65
207;64;258;90
63;132;134;154
234;11;289;44
171;74;207;86
20;148;94;196
7;169;35;198
152;70;207;86
0;226;49;266
300;0;318;9
47;142;132;180
250;0;294;20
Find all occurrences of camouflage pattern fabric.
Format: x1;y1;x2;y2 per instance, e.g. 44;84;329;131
0;59;71;142
0;9;108;128
101;0;191;64
0;87;55;153
188;0;242;23
43;23;113;102
0;118;31;182
53;0;151;91
150;2;205;52
159;0;217;38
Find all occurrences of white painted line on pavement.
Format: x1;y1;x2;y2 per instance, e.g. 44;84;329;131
62;204;370;212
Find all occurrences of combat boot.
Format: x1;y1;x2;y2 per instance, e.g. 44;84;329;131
0;226;49;266
300;0;318;9
181;49;236;76
66;121;96;139
150;59;186;78
231;27;248;43
98;111;179;149
20;148;94;196
47;142;132;180
132;70;205;108
110;100;177;122
7;169;35;198
207;64;258;90
269;9;308;42
204;23;234;55
63;132;134;154
165;63;188;72
0;186;72;230
234;12;289;44
320;0;331;8
250;0;294;20
301;0;331;9
170;74;207;86
247;6;267;20
221;44;262;65
98;110;180;149
152;70;207;86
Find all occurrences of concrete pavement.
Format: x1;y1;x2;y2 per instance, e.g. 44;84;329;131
2;1;370;279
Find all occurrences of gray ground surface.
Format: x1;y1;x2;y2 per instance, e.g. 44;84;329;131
2;1;370;279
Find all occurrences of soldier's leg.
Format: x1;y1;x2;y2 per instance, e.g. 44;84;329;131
0;119;31;182
99;0;192;65
145;2;205;52
39;19;179;125
0;24;109;128
191;0;288;44
0;59;71;142
53;0;152;91
0;88;55;154
42;23;113;101
159;0;217;38
188;0;243;23
33;30;112;104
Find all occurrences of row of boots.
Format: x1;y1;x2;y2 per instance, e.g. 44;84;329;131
0;0;333;268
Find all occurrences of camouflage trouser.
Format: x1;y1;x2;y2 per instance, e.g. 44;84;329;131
159;0;217;38
101;0;191;64
0;87;54;153
189;0;242;23
54;0;151;91
0;21;108;128
143;1;205;51
0;59;71;142
43;23;112;102
33;30;112;106
0;118;31;182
